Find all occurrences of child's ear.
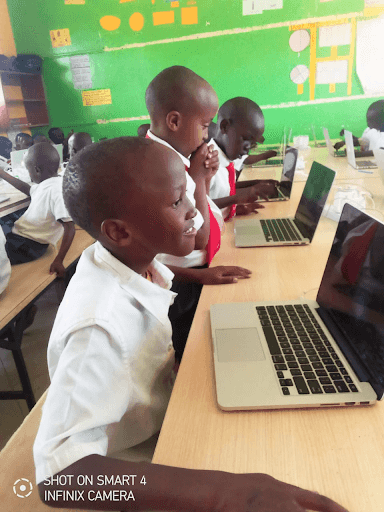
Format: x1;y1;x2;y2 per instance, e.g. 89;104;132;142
101;219;132;247
220;119;230;134
166;111;182;132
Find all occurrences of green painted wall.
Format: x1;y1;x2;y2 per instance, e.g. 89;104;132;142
6;0;379;143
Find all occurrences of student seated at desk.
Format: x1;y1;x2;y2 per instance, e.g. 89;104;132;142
0;142;75;278
146;66;252;360
208;97;279;219
334;100;384;151
48;126;73;161
14;132;33;150
68;131;93;159
0;226;11;295
33;137;347;512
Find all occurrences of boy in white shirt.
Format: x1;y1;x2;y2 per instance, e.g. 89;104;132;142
34;136;347;512
0;142;75;277
146;66;252;360
208;97;279;220
68;131;93;159
334;100;384;152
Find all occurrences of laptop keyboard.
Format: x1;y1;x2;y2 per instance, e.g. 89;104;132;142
256;304;358;396
260;218;302;243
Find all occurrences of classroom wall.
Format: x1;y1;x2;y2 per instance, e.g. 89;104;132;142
5;0;384;143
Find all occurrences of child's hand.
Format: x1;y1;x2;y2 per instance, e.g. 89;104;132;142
198;265;252;284
50;258;66;278
204;144;219;177
236;180;279;203
265;150;278;159
189;143;210;182
334;141;344;150
236;203;265;216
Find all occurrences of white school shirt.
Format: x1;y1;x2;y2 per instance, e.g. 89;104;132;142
12;176;72;246
146;131;223;267
34;242;177;484
0;226;11;295
208;138;235;219
361;128;384;151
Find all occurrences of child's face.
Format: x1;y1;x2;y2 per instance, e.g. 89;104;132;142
221;116;265;161
177;90;219;157
123;146;197;258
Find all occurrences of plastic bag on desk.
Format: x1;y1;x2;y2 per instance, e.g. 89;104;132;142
323;185;375;222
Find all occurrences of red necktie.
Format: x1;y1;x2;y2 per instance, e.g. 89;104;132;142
225;161;236;221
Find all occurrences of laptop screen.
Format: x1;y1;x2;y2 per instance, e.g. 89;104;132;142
279;147;298;198
294;162;335;241
317;203;384;397
344;130;356;167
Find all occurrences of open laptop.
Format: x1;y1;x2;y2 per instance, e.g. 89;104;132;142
345;130;377;171
256;147;298;202
10;148;28;170
252;129;289;167
312;125;326;148
234;161;335;247
211;203;383;410
373;148;384;183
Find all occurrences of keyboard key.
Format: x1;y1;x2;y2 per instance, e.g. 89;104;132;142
340;368;348;375
334;381;349;393
280;342;290;349
282;387;290;395
306;348;316;356
309;355;320;362
279;379;293;386
298;357;309;365
325;365;337;373
345;376;353;384
293;376;310;394
312;362;324;369
262;326;281;355
282;348;293;355
277;371;284;378
288;361;299;368
323;386;336;393
290;369;302;376
307;380;323;394
296;351;306;358
330;373;342;381
272;355;284;363
275;363;287;370
319;377;332;385
323;358;333;365
285;355;296;362
301;364;312;372
315;369;327;377
304;371;316;380
349;384;358;392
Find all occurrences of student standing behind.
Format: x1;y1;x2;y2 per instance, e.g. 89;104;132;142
0;143;75;277
34;137;348;512
209;97;279;219
145;66;252;360
68;131;93;159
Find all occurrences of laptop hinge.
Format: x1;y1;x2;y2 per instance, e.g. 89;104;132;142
315;306;382;399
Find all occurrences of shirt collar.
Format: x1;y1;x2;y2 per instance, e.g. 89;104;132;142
147;130;190;168
209;138;231;168
93;242;176;325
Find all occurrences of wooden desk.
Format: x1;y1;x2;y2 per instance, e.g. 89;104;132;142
153;153;384;512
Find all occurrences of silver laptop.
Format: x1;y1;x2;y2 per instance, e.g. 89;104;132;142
234;161;335;247
323;127;346;157
211;203;382;410
252;129;289;167
345;130;377;171
312;125;326;148
373;148;384;181
256;147;298;203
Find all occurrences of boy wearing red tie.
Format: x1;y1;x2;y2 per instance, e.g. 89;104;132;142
209;97;279;219
145;67;252;360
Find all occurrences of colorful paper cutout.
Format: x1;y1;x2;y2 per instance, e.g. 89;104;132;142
82;89;112;107
100;16;121;31
129;12;144;31
50;29;71;48
153;11;174;25
181;7;198;24
65;0;85;4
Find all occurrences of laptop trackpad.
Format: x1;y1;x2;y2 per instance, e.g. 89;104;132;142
216;328;266;362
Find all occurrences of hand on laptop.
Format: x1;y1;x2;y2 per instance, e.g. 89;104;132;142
196;265;252;284
236;180;279;204
235;203;265;215
334;141;345;150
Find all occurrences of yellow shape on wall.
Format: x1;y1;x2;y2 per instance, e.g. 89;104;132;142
100;16;121;31
120;0;135;2
297;83;304;95
50;29;71;48
329;83;336;93
129;12;144;31
65;0;85;4
153;11;174;26
171;1;179;7
181;6;198;25
82;89;112;107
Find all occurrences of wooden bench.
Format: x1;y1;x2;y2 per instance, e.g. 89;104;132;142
0;228;94;410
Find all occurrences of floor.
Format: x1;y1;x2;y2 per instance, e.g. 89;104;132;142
0;285;60;450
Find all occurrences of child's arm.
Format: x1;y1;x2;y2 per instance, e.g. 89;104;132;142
38;454;348;512
189;144;212;249
213;180;279;209
168;265;252;284
49;220;75;278
242;150;278;166
0;167;31;196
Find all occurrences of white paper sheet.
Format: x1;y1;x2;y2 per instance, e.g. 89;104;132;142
316;60;348;84
319;24;351;47
356;16;384;95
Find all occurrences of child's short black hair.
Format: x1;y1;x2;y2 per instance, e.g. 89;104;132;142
15;132;33;147
217;97;264;127
48;127;65;144
63;137;152;238
367;100;384;132
145;65;212;120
